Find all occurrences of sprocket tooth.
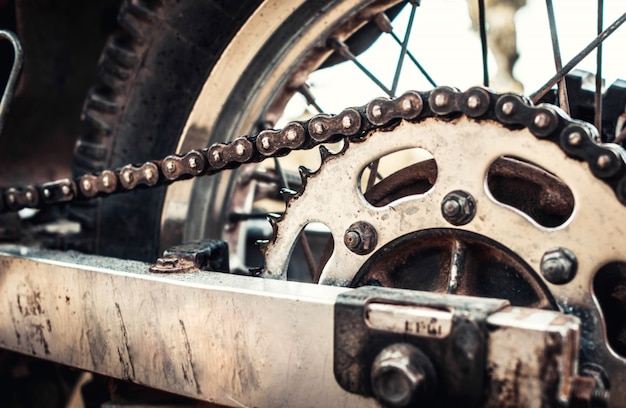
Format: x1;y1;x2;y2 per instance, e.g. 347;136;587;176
280;188;297;202
266;212;282;239
248;266;263;277
255;239;269;252
298;166;313;187
319;145;333;162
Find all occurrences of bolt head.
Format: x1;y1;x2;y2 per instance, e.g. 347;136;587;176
371;343;435;408
541;247;577;284
344;231;361;250
344;221;378;255
441;190;476;226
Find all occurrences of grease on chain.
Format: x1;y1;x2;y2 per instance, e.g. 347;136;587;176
3;87;626;213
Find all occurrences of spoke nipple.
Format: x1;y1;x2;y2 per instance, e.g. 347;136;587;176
188;157;198;168
568;131;583;146
434;92;449;108
166;161;176;173
342;115;352;129
261;137;271;150
597;154;612;169
501;101;515;116
371;104;383;118
534;112;551;129
467;95;481;109
286;128;298;141
82;179;92;191
401;98;413;112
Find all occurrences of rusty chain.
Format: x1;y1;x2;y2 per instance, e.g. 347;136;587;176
3;86;626;213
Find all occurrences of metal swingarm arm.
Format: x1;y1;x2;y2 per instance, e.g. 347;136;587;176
0;246;585;407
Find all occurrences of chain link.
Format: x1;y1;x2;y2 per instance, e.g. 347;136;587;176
3;87;626;213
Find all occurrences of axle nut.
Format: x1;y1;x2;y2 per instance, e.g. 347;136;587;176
371;343;436;408
540;247;577;284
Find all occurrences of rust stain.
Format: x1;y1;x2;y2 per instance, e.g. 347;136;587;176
179;319;202;395
115;303;135;380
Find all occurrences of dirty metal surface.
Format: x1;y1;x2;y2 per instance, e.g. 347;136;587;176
0;245;370;408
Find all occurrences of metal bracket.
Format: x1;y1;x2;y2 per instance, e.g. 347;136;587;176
334;286;583;407
334;286;507;407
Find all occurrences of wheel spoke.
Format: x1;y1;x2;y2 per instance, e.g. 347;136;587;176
545;0;570;114
297;83;325;114
530;11;626;103
595;0;604;136
447;240;467;294
328;37;393;97
478;0;489;87
366;159;381;192
391;4;417;96
374;13;437;88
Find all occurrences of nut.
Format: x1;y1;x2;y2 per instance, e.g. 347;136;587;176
441;190;476;226
344;221;378;255
371;343;436;408
540;247;577;284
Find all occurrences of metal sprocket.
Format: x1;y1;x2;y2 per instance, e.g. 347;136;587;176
260;108;626;400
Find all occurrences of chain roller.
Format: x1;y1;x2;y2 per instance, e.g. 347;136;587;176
3;87;626;212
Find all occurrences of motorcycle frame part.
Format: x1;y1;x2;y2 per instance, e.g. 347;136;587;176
0;246;586;407
0;30;23;136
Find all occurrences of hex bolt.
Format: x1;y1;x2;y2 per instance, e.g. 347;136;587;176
441;190;476;226
540;247;577;284
371;343;436;408
344;221;378;255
